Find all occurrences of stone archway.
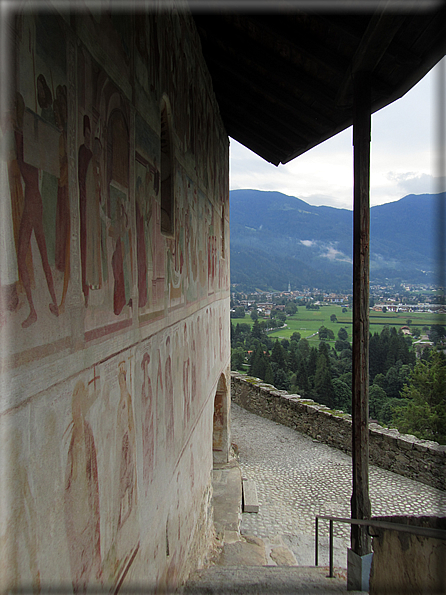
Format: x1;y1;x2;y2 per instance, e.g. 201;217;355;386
213;373;230;464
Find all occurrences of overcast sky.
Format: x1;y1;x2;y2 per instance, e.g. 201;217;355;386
230;57;446;210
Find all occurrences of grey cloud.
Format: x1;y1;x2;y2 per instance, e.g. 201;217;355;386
386;172;446;195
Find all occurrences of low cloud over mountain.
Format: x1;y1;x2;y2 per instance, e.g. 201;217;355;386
230;189;446;292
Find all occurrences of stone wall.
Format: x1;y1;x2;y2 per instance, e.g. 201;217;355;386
369;516;446;594
0;4;231;594
231;374;446;491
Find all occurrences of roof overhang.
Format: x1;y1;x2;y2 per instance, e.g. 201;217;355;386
192;2;446;165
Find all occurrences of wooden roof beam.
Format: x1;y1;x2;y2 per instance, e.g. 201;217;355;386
336;6;408;107
242;15;350;82
199;37;339;131
216;95;303;157
207;56;328;141
195;16;338;108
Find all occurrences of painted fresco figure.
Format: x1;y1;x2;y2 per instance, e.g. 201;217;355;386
14;93;59;327
0;429;40;594
54;85;71;311
7;94;34;297
183;324;190;426
135;174;150;308
135;176;147;308
110;197;132;315
78;115;93;307
141;352;155;493
116;361;137;530
64;380;101;593
164;337;175;457
37;74;59;267
0;108;19;325
85;137;105;291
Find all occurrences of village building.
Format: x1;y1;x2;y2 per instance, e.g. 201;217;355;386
0;2;444;594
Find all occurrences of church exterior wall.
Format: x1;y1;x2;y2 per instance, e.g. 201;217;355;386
0;4;230;593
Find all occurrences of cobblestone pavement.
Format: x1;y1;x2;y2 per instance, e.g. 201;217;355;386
231;403;445;567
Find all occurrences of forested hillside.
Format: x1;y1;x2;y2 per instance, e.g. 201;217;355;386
230;190;446;291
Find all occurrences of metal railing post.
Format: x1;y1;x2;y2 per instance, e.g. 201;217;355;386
329;519;334;578
315;517;319;566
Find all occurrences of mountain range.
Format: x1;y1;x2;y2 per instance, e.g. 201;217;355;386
229;189;446;292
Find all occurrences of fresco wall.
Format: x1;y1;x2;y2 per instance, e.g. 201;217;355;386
0;4;230;593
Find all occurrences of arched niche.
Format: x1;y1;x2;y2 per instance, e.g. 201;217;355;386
213;373;230;464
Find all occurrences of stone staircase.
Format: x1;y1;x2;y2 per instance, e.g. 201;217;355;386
180;460;366;595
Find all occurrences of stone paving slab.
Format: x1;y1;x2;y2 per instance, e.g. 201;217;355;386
212;460;242;542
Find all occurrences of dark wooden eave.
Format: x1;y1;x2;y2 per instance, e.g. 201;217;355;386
192;3;445;165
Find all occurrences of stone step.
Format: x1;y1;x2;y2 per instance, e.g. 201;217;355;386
243;479;259;513
182;565;367;595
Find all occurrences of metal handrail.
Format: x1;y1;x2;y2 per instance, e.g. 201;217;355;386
315;515;446;578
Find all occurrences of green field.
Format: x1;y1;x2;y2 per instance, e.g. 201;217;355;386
232;306;445;347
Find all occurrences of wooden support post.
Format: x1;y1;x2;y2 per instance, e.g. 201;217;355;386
351;70;372;557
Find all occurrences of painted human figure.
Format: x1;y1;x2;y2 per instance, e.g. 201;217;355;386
111;197;131;315
78;115;93;306
135;174;150;308
0;429;40;594
164;337;175;457
54;86;70;311
182;324;190;426
141;352;155;494
6;94;33;295
0;108;19;325
37;74;58;266
14;93;59;327
64;380;101;593
85;137;105;291
116;361;137;530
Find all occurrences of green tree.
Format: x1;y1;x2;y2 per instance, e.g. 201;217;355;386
332;378;351;413
382;306;387;313
297;338;310;361
335;339;350;352
296;359;309;393
231;347;246;370
277;312;287;324
285;303;297;315
338;327;348;341
369;384;387;421
264;361;274;385
251;319;263;340
231;306;245;318
318;326;334;340
342;307;348;313
271;339;286;370
272;366;290;391
249;345;266;379
291;332;301;342
250;309;259;321
392;352;446;444
330;314;337;323
429;325;446;345
314;347;334;407
307;347;318;380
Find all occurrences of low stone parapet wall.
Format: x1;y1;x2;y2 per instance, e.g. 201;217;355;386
231;373;446;491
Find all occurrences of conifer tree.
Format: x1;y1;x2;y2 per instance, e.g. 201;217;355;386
393;351;446;444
